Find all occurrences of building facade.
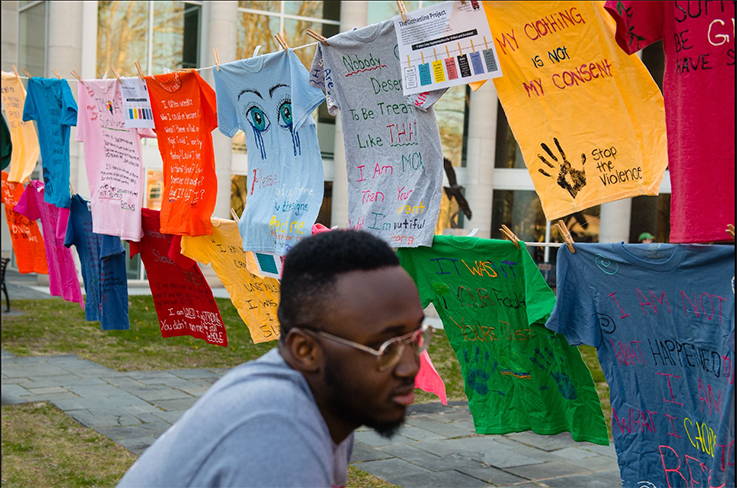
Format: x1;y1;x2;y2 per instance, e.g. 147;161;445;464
1;1;672;283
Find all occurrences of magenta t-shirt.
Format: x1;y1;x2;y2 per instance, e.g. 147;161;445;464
605;1;735;243
15;180;84;307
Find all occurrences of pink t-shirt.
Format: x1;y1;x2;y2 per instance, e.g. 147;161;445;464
15;181;84;307
75;79;155;241
605;1;735;243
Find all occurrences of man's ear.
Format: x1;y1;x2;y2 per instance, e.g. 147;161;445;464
281;329;322;373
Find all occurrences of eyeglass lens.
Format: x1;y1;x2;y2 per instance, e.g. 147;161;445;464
377;326;433;371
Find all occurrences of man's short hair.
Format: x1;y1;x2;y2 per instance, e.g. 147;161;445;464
277;230;399;340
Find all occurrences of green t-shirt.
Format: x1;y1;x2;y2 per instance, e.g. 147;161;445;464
398;235;608;445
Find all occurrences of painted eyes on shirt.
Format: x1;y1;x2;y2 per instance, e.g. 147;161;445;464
277;99;293;129
246;105;271;133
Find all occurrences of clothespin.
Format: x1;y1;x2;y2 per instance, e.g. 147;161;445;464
230;208;239;221
306;28;329;46
397;1;408;22
433;47;438;61
421;51;425;64
445;45;451;58
69;182;75;195
21;68;32;78
135;61;145;79
556;220;576;253
407;54;411;68
70;70;83;83
10;65;20;78
110;65;122;83
52;68;62;80
212;47;220;71
500;224;521;250
483;36;489;50
275;33;289;51
457;41;463;55
727;224;735;239
470;39;476;53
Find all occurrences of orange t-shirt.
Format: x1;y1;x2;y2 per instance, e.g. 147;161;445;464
1;171;48;274
145;71;218;236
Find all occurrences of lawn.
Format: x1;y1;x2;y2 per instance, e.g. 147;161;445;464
1;296;611;486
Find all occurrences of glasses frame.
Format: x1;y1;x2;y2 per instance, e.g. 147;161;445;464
302;323;433;371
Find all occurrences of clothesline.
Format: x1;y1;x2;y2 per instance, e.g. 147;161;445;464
7;40;320;83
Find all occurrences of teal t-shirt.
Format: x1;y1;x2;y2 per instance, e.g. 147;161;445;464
398;235;608;445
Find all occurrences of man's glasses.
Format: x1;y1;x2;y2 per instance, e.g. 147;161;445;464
302;323;433;371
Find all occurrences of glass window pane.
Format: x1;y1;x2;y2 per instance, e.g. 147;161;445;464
19;2;46;77
239;1;280;13
123;241;141;280
284;1;323;18
151;2;201;73
97;1;150;77
629;194;671;243
491;190;546;243
237;13;281;60
231;175;248;217
494;102;526;169
322;1;340;22
145;169;164;211
284;19;319;69
367;1;419;25
435;85;466;167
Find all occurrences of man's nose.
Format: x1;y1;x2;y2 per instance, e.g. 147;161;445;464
394;343;420;379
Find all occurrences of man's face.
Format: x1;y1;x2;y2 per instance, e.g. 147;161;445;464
317;266;424;436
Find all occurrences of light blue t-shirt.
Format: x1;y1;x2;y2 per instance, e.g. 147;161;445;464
546;243;735;488
22;78;77;208
214;50;325;256
117;349;353;488
64;194;129;330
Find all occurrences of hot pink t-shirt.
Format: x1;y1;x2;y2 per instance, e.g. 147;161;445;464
15;180;84;307
605;1;735;243
76;79;155;241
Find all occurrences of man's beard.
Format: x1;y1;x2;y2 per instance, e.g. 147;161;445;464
323;356;407;438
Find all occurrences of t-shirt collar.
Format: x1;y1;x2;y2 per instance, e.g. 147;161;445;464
613;242;686;271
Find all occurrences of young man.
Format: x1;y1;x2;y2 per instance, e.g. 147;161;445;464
118;230;432;487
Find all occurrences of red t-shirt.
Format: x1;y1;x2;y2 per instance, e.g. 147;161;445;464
145;71;218;236
1;171;48;274
129;208;228;347
605;1;735;243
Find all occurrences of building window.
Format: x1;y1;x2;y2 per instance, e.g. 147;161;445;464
97;1;202;78
19;1;47;77
629;194;671;243
231;175;248;218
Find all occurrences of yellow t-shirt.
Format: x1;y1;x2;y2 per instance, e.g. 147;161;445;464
1;72;41;183
181;219;281;343
471;1;667;220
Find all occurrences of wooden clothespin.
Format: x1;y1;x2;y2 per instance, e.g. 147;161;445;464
21;68;32;78
69;182;75;195
445;45;451;59
10;65;20;78
556;220;576;253
274;33;289;51
457;41;463;56
421;51;425;64
110;65;122;83
500;224;521;250
230;208;239;221
407;54;411;68
135;61;145;79
212;48;220;71
306;28;329;46
483;36;489;50
70;70;83;83
52;68;62;80
470;39;476;53
727;224;735;239
397;1;408;22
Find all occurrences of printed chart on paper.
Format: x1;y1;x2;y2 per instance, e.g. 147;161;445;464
394;1;502;96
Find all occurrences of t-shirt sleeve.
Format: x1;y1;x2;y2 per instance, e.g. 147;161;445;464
168;234;197;269
61;80;78;127
55;207;71;242
521;245;556;325
309;44;339;116
197;73;219;133
63;212;76;248
22;81;38;122
14;184;40;221
397;248;435;309
128;239;142;258
603;0;664;54
289;50;325;131
544;247;601;347
406;87;447;111
101;235;125;259
180;235;212;265
212;69;239;138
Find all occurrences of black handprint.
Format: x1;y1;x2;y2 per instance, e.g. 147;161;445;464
537;138;587;199
529;346;577;400
462;346;498;396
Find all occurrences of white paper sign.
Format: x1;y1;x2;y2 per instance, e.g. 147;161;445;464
120;77;155;129
394;1;502;96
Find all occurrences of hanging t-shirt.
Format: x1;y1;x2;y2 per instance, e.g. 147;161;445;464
309;20;446;248
145;71;217;236
1;114;10;170
469;1;668;221
63;194;129;330
214;50;325;255
129;208;227;346
178;218;281;343
604;1;735;243
15;180;84;307
22;78;77;209
1;72;40;182
546;243;735;487
76;79;155;241
397;235;609;444
1;171;47;274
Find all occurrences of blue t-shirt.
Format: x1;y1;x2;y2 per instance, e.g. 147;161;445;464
22;78;77;208
64;194;129;330
546;243;735;488
213;50;325;256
